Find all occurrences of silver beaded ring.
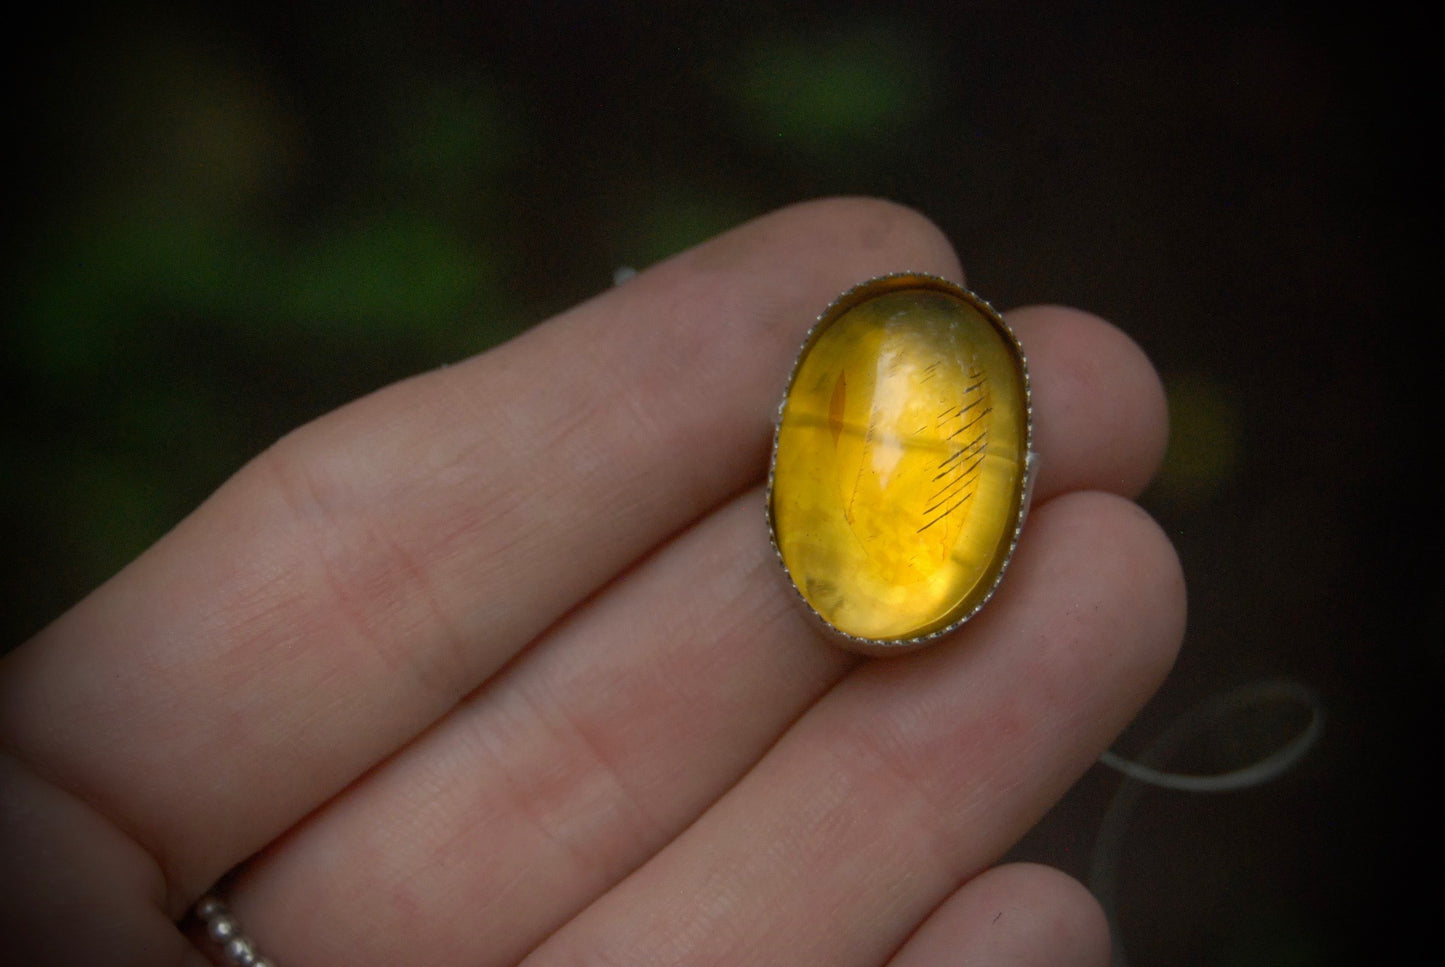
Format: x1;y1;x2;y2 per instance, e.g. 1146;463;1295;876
193;894;277;967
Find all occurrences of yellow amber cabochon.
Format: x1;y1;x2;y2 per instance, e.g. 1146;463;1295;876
768;274;1031;649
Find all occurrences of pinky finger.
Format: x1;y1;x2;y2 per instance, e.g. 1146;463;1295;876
887;863;1111;967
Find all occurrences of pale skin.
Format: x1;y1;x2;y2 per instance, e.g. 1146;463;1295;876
0;198;1185;966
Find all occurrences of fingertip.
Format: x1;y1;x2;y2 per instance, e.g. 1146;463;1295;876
1007;305;1170;500
1017;490;1187;705
1101;492;1188;689
890;862;1111;967
723;196;965;283
616;194;969;441
981;863;1113;967
665;196;966;318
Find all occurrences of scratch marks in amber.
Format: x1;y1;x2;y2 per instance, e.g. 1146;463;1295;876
920;367;990;533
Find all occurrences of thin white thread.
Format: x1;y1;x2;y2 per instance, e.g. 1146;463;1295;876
1089;678;1324;967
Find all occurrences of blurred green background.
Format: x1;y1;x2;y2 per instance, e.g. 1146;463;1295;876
5;1;1433;963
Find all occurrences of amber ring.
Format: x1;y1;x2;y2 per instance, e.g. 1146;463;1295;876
767;273;1036;655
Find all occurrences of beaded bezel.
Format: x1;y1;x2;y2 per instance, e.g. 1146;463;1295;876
765;272;1036;654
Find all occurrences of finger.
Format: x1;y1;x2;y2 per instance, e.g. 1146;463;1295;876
206;306;1169;966
1007;306;1169;502
229;489;839;966
522;491;1185;967
0;198;962;909
887;863;1110;967
0;750;206;967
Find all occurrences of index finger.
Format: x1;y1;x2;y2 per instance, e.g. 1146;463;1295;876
0;198;967;908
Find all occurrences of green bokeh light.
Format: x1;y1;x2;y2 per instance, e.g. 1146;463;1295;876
1152;372;1243;510
730;19;939;153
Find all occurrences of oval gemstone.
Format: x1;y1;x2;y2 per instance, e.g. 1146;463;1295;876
768;274;1032;649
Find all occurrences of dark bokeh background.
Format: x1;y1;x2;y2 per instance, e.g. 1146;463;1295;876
6;2;1435;963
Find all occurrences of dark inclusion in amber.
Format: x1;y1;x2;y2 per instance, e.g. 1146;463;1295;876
768;274;1031;650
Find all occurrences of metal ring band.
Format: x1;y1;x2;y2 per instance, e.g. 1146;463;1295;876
193;894;278;967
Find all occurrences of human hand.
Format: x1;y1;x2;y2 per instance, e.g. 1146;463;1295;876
0;198;1184;966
